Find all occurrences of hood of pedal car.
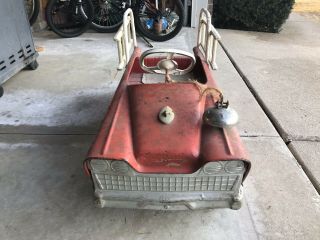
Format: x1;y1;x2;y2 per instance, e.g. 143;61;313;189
87;81;248;174
128;83;205;169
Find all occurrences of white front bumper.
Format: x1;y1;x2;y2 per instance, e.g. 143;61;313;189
89;160;245;210
93;187;243;210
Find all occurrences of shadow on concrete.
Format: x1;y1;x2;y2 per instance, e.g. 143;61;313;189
0;91;114;135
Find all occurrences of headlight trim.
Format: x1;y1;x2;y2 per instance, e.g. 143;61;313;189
224;160;245;174
90;159;110;172
111;160;130;174
203;161;224;174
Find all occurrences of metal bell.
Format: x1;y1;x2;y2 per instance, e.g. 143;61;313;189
203;106;239;128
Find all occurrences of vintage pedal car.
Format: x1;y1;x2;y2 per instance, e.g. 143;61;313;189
83;9;250;210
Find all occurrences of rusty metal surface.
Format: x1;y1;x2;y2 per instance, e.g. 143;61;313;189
128;83;205;171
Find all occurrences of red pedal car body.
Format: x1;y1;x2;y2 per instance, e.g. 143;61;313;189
83;9;250;210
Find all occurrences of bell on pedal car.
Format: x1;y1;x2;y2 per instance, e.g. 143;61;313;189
203;106;239;128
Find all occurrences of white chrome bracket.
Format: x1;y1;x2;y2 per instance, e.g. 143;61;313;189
197;8;221;70
114;8;137;70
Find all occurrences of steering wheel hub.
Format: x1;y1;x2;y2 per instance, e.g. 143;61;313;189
140;49;196;81
157;59;178;73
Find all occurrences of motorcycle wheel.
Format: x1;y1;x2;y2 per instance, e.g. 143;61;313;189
46;0;94;38
133;0;184;42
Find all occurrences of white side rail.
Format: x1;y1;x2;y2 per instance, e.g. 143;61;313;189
114;8;137;70
197;8;211;57
206;25;221;70
197;8;221;70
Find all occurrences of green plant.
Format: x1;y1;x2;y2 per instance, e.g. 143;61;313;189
212;0;295;32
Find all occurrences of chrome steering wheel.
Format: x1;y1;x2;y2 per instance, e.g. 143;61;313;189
139;49;196;79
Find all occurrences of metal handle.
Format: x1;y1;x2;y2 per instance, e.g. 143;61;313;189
114;8;137;70
197;8;221;70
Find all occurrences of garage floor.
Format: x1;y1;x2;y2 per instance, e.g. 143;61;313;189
0;26;320;239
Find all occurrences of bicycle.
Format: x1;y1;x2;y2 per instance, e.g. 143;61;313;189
24;0;40;26
91;0;185;42
46;0;94;38
46;0;184;41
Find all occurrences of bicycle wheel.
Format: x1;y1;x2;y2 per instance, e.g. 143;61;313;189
24;0;40;26
133;0;184;42
91;0;128;33
46;0;94;38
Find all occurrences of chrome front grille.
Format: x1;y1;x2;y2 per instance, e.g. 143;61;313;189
94;174;238;192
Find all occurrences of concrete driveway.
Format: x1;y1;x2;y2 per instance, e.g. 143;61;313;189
0;14;320;240
219;13;320;194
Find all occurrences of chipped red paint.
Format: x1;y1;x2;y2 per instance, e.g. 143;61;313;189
85;47;250;177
